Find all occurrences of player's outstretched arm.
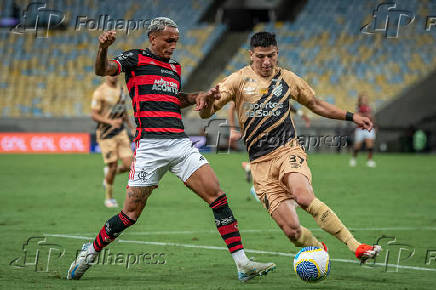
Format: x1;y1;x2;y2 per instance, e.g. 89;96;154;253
95;31;119;76
180;85;221;111
305;96;373;131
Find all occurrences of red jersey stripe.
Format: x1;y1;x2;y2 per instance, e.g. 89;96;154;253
127;75;180;91
137;94;181;105
135;111;181;118
228;244;244;253
142;128;185;133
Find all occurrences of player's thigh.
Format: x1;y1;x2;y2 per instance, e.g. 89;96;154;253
282;172;315;208
251;160;292;215
99;138;119;163
184;164;223;203
271;199;301;233
354;129;366;148
277;146;314;207
169;139;215;200
128;140;170;187
365;138;374;148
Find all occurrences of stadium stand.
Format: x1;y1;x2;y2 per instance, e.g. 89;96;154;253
214;0;436;118
0;0;225;117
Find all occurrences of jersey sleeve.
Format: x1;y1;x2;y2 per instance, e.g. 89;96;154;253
112;49;139;74
214;71;241;112
284;70;316;106
91;88;102;111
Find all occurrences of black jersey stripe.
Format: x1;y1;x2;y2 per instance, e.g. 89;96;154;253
245;98;292;149
248;116;295;161
139;101;181;112
243;78;289;143
137;117;185;129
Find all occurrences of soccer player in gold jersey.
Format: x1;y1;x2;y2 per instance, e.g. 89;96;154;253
200;32;381;263
91;75;135;208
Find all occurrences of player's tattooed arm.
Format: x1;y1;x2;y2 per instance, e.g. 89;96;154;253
179;92;199;109
179;86;220;111
95;31;118;76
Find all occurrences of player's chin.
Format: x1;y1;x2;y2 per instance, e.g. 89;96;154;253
164;51;174;59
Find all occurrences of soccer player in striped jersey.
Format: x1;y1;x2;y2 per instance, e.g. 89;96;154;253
67;17;275;282
200;32;381;264
91;75;135;208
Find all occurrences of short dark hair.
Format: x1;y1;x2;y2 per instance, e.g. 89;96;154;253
250;32;277;49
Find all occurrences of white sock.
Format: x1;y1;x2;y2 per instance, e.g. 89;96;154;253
88;243;96;254
232;249;250;267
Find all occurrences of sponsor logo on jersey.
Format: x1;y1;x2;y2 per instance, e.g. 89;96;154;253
244;101;284;118
161;69;175;76
243;87;256;95
272;83;283;97
259;88;268;95
152;78;178;94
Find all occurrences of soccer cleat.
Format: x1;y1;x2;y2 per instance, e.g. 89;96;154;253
321;242;328;252
366;160;376;168
102;167;108;188
349;158;357;167
241;162;252;183
67;242;97;280
104;198;118;208
237;260;276;282
355;244;382;264
249;185;260;202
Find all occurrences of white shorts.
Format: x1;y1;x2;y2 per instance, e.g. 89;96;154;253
128;138;208;187
354;128;376;143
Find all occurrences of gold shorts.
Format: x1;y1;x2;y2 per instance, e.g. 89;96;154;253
97;130;133;164
250;142;312;215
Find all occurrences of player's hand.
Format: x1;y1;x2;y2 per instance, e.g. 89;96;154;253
110;118;123;129
99;31;116;48
354;115;373;131
194;85;221;111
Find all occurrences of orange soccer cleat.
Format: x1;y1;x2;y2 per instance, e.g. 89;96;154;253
355;244;382;264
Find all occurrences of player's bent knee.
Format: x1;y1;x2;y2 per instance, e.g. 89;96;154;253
282;224;301;241
292;187;314;208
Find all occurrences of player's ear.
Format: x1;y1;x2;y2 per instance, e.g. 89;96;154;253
148;32;156;45
249;49;254;62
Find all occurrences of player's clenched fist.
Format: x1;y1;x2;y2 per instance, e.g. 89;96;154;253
99;31;116;48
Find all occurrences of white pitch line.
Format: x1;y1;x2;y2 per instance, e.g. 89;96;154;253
44;233;436;272
80;226;436;236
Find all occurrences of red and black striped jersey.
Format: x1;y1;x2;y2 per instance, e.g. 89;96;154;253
112;48;187;140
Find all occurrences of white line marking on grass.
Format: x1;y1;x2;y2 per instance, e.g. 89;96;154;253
44;233;436;272
86;226;436;236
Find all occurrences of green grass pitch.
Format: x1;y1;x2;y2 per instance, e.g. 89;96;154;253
1;152;435;289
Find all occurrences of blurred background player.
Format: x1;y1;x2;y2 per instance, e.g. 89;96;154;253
91;75;135;208
349;93;376;168
227;101;310;201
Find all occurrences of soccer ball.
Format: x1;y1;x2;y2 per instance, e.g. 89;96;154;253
293;246;330;282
